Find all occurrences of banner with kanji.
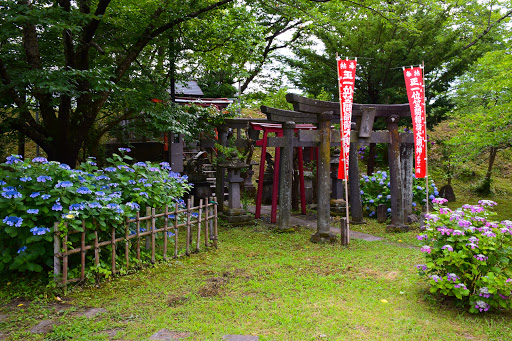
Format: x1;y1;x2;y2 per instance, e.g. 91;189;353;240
337;58;357;179
403;67;427;178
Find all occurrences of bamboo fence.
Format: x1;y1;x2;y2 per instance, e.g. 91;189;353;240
53;197;218;285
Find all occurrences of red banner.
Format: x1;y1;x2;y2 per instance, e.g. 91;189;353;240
403;67;427;178
337;58;357;179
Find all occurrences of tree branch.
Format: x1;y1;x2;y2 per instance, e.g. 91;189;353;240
463;9;512;50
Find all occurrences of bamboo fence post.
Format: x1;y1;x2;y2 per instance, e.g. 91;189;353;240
196;199;203;253
136;211;141;261
125;218;130;269
213;202;218;249
53;222;61;282
163;205;169;261
111;227;116;275
80;220;86;281
174;203;178;258
93;219;99;267
145;206;151;250
151;207;156;264
186;199;191;256
205;198;209;249
62;222;68;285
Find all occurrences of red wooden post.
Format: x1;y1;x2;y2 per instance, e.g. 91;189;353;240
255;131;268;219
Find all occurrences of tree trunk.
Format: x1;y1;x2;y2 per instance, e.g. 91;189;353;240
485;146;498;184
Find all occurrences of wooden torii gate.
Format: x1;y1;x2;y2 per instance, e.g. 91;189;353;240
261;94;415;242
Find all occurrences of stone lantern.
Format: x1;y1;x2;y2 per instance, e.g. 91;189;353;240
218;152;253;225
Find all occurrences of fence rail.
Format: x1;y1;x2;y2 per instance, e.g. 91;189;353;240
53;197;218;285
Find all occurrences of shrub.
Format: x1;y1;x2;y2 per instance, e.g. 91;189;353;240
0;150;190;275
416;198;512;313
360;170;438;217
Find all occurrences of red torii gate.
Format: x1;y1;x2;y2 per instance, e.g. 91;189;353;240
250;122;316;223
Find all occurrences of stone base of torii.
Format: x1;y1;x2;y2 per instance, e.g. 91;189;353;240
260;94;415;244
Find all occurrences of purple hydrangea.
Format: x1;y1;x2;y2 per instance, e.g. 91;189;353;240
432;197;448;205
19;176;32;182
27;208;39;214
118;147;131;153
30;192;40;198
442;245;453;252
59;164;71;170
474;254;488;262
415;264;428;271
478;200;497;207
421;245;432;254
475;300;490;312
430;275;442;282
446;273;459;282
479;287;491;298
104;167;117;172
417;234;428;241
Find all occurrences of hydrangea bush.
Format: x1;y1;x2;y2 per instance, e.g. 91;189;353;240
0;150;190;275
417;198;512;313
360;170;438;217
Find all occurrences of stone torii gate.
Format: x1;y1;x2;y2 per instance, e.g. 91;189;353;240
261;94;415;242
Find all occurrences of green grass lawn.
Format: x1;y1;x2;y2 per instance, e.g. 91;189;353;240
2;221;512;341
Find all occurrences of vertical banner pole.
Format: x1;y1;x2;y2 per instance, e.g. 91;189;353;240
337;55;358;243
422;61;429;214
404;64;428;214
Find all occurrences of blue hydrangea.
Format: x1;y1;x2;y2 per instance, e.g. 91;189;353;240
95;175;110;181
17;246;27;253
95;191;106;196
139;192;149;198
52;202;63;211
27;208;39;214
77;187;92;194
134;162;147;167
148;167;159;172
37;175;52;182
108;183;119;187
55;181;73;188
69;203;85;211
118;147;131;153
128;180;136;185
59;164;71;170
3;216;23;227
41;194;51;200
104;167;117;172
0;180;6;186
32;157;48;163
126;202;140;210
1;190;22;199
6;155;22;164
20;176;32;182
88;202;102;209
30;226;50;235
30;192;40;198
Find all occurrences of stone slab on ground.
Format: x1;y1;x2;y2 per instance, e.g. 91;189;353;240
29;319;55;334
222;335;259;341
81;307;107;318
149;329;191;340
0;314;8;322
